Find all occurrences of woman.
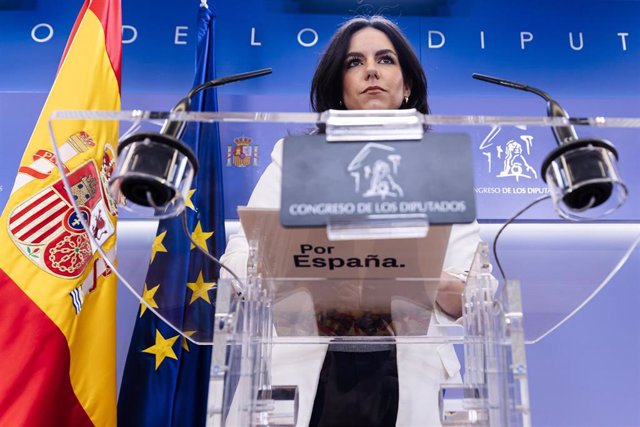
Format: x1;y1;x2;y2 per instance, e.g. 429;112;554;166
221;16;482;426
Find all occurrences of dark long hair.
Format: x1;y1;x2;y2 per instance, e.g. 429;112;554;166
310;16;429;114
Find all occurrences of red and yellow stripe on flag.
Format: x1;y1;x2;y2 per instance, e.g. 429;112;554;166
0;1;121;426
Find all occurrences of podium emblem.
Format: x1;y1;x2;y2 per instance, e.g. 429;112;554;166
347;143;404;200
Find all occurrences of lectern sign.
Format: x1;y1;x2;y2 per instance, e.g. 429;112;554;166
281;133;476;227
239;208;451;280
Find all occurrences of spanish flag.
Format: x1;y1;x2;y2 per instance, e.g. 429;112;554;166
0;1;121;426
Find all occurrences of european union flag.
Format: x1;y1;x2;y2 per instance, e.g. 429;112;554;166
118;5;225;426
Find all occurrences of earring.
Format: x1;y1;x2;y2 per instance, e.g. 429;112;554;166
404;95;409;104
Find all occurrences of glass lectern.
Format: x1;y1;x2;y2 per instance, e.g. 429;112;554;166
48;110;640;426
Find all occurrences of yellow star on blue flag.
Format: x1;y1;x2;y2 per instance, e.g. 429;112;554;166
142;330;179;370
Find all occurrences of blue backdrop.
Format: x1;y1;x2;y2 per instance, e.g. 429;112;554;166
1;1;639;426
2;0;640;220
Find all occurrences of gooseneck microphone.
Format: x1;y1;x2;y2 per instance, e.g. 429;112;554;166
161;68;273;140
472;73;623;214
111;68;272;214
472;73;579;144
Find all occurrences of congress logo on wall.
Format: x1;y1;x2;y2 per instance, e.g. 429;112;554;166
473;125;551;200
481;126;538;182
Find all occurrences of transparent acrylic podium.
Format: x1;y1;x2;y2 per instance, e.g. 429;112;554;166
47;110;640;427
208;243;520;427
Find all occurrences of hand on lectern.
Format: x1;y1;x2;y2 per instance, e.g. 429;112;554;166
435;272;464;319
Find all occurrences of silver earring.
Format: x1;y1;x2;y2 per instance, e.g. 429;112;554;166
404;95;409;104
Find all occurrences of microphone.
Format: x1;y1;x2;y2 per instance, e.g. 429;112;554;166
472;73;579;144
110;68;272;216
472;73;626;217
161;68;273;140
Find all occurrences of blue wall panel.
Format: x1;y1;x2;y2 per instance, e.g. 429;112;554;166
1;2;639;425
